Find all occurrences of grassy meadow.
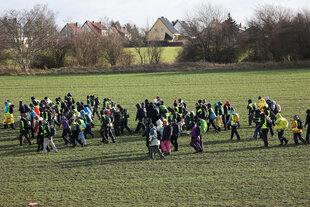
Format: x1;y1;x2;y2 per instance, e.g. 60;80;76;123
126;47;182;63
0;68;310;206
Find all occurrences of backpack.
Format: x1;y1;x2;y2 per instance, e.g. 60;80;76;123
49;125;56;136
124;109;129;118
199;119;208;133
297;120;303;130
210;111;217;120
233;114;240;123
149;128;157;141
95;98;100;106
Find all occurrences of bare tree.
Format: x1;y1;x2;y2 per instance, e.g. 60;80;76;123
0;4;57;71
146;42;163;64
69;33;102;66
101;34;124;66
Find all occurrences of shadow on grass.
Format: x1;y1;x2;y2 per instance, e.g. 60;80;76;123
208;143;299;154
58;152;149;168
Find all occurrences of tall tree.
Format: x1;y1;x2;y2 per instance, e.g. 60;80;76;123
0;4;58;71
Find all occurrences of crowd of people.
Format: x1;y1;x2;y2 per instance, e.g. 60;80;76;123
2;94;310;159
3;93;131;152
135;96;310;159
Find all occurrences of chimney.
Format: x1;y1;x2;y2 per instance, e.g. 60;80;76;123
76;22;78;26
239;23;242;28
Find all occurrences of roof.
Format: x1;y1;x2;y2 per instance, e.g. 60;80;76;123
159;17;179;34
110;26;122;37
117;27;128;35
84;21;107;36
66;23;83;35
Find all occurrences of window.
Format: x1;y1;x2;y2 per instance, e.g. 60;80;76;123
161;28;164;32
154;28;158;32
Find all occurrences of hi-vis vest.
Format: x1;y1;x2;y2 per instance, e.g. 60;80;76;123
21;120;26;131
40;126;47;136
79;119;85;130
72;122;79;131
292;120;299;131
249;103;253;109
231;115;236;125
197;108;202;115
58;101;62;110
218;106;224;115
262;119;268;129
102;115;112;127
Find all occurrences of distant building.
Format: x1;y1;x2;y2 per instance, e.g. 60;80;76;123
147;17;181;42
59;23;84;38
81;21;108;37
109;26;132;41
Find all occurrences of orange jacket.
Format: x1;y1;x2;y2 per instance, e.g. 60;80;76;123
291;120;302;133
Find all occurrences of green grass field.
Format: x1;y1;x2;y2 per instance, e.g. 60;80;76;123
1;68;310;206
126;47;182;63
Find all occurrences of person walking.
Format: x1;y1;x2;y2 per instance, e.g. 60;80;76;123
148;124;164;160
171;119;181;151
227;108;240;141
18;115;32;146
261;113;271;147
274;113;289;145
304;109;310;144
161;120;172;155
291;115;307;145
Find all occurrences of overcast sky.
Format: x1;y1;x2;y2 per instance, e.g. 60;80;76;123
1;0;309;29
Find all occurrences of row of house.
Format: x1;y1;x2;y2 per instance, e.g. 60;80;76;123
60;20;131;40
60;17;187;44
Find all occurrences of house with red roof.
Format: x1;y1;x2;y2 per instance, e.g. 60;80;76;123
109;26;131;41
81;21;108;37
59;23;84;38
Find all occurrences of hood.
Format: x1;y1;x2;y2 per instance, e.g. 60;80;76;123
276;113;282;119
225;101;230;105
213;102;217;107
80;110;85;116
156;119;162;127
136;104;140;109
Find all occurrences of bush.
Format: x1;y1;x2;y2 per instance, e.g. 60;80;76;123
31;49;66;69
118;51;134;66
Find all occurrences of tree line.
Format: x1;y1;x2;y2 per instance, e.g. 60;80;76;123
0;3;309;72
178;3;310;63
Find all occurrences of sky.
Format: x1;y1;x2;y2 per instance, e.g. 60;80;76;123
1;0;309;29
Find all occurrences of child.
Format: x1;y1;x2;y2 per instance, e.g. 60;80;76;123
190;123;202;153
148;124;164;160
227;108;240;141
171;119;181;151
161;120;172;155
291;115;306;145
305;109;310;144
274;113;288;145
43;124;58;153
